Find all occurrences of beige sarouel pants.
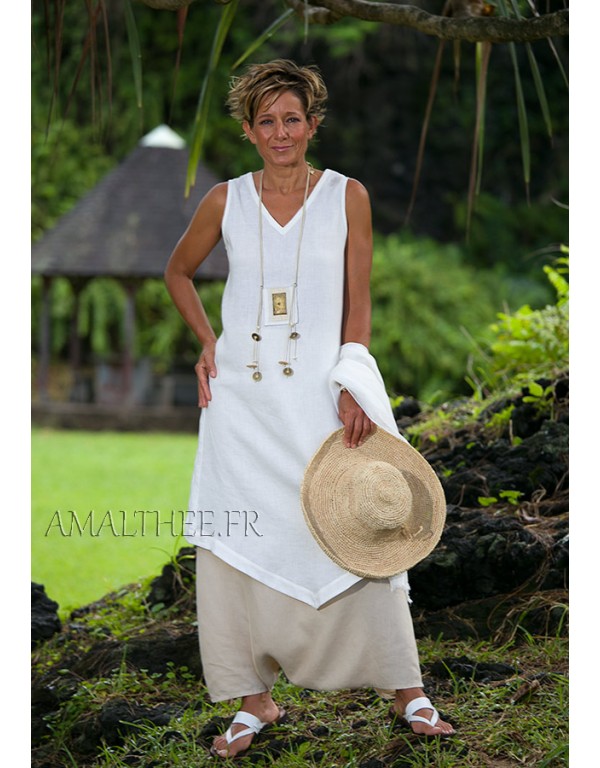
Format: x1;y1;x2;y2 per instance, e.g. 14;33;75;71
195;548;423;702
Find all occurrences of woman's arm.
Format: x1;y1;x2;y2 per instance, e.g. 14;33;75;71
164;182;228;407
342;178;373;347
338;179;375;448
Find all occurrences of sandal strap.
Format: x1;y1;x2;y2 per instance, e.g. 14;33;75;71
224;711;266;745
404;696;440;727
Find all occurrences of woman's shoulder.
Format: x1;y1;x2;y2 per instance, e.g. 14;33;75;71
344;177;370;204
322;170;368;195
199;181;229;214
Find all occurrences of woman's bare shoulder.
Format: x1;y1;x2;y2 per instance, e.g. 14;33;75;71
204;181;229;209
344;177;371;214
188;181;229;225
346;176;369;191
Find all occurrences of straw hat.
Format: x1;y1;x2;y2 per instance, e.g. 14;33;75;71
301;426;446;578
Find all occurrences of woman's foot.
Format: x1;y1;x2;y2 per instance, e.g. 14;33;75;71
394;688;455;737
211;692;284;758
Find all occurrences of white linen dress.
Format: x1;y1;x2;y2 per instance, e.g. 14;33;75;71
185;169;363;607
185;169;422;700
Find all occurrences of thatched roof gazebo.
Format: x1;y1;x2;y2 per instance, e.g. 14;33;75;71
32;125;228;414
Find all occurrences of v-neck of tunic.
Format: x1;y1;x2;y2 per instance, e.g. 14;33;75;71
246;168;331;234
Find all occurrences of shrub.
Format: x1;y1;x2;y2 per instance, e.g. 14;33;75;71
466;250;569;395
370;235;503;401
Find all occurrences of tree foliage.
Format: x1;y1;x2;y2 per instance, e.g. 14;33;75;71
31;1;568;403
137;0;568;43
467;249;568;394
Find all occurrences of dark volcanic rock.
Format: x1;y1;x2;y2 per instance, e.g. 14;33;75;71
405;379;569;621
408;505;562;611
437;419;568;507
64;698;183;755
98;698;180;746
147;546;196;609
31;672;79;745
429;655;516;682
70;625;203;679
411;589;568;641
393;396;421;419
31;582;62;648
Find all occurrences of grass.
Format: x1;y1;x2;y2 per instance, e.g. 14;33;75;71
32;579;569;767
31;382;569;766
31;428;198;615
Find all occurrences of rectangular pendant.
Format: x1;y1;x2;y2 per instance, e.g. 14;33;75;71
272;291;287;316
263;286;296;325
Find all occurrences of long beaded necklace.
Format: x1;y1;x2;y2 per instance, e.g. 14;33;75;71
247;163;314;381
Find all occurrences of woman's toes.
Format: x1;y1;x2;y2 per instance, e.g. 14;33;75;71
435;719;455;736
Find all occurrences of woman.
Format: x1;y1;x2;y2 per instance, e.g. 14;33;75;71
165;59;454;759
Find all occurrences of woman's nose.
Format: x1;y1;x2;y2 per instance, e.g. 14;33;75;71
274;120;289;138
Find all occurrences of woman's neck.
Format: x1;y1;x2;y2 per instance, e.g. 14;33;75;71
260;161;311;195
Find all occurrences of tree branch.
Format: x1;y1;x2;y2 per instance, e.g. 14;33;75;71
136;0;568;43
302;1;569;43
286;0;341;25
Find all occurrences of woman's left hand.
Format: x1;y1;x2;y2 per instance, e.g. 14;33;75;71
338;390;374;448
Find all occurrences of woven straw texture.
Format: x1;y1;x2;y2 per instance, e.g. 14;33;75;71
301;427;446;578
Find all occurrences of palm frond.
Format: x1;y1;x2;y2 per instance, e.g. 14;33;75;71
525;41;552;138
186;0;240;196
99;0;113;127
525;0;569;87
231;8;295;71
169;5;189;123
124;0;143;114
404;39;446;226
43;0;66;133
510;41;531;195
508;0;553;138
496;0;531;196
467;40;492;241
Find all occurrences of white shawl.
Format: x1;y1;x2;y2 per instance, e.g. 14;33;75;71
329;342;411;596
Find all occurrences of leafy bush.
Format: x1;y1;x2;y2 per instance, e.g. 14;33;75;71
370;235;513;402
466;250;568;395
135;279;225;372
31;276;225;373
31;119;115;242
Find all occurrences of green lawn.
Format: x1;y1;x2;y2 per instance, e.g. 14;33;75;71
31;428;198;615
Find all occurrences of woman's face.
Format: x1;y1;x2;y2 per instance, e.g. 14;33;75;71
243;90;318;169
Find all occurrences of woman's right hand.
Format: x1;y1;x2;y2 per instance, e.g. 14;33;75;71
194;342;217;408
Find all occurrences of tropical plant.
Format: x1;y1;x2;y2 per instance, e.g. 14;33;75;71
369;234;519;402
38;0;568;231
466;248;568;394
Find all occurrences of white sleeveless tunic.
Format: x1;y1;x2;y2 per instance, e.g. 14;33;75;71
185;169;364;607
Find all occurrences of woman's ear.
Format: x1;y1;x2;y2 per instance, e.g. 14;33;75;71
308;115;319;140
242;120;257;144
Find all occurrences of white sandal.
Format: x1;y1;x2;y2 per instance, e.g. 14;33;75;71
404;696;441;730
210;708;286;758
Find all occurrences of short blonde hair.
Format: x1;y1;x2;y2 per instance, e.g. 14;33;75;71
226;59;328;127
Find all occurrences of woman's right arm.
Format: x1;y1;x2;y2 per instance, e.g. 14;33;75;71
164;182;228;407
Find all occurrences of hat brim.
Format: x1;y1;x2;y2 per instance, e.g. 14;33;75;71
301;427;446;578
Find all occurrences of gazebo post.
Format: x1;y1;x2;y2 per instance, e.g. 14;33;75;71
123;280;137;405
68;278;89;402
37;275;52;403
